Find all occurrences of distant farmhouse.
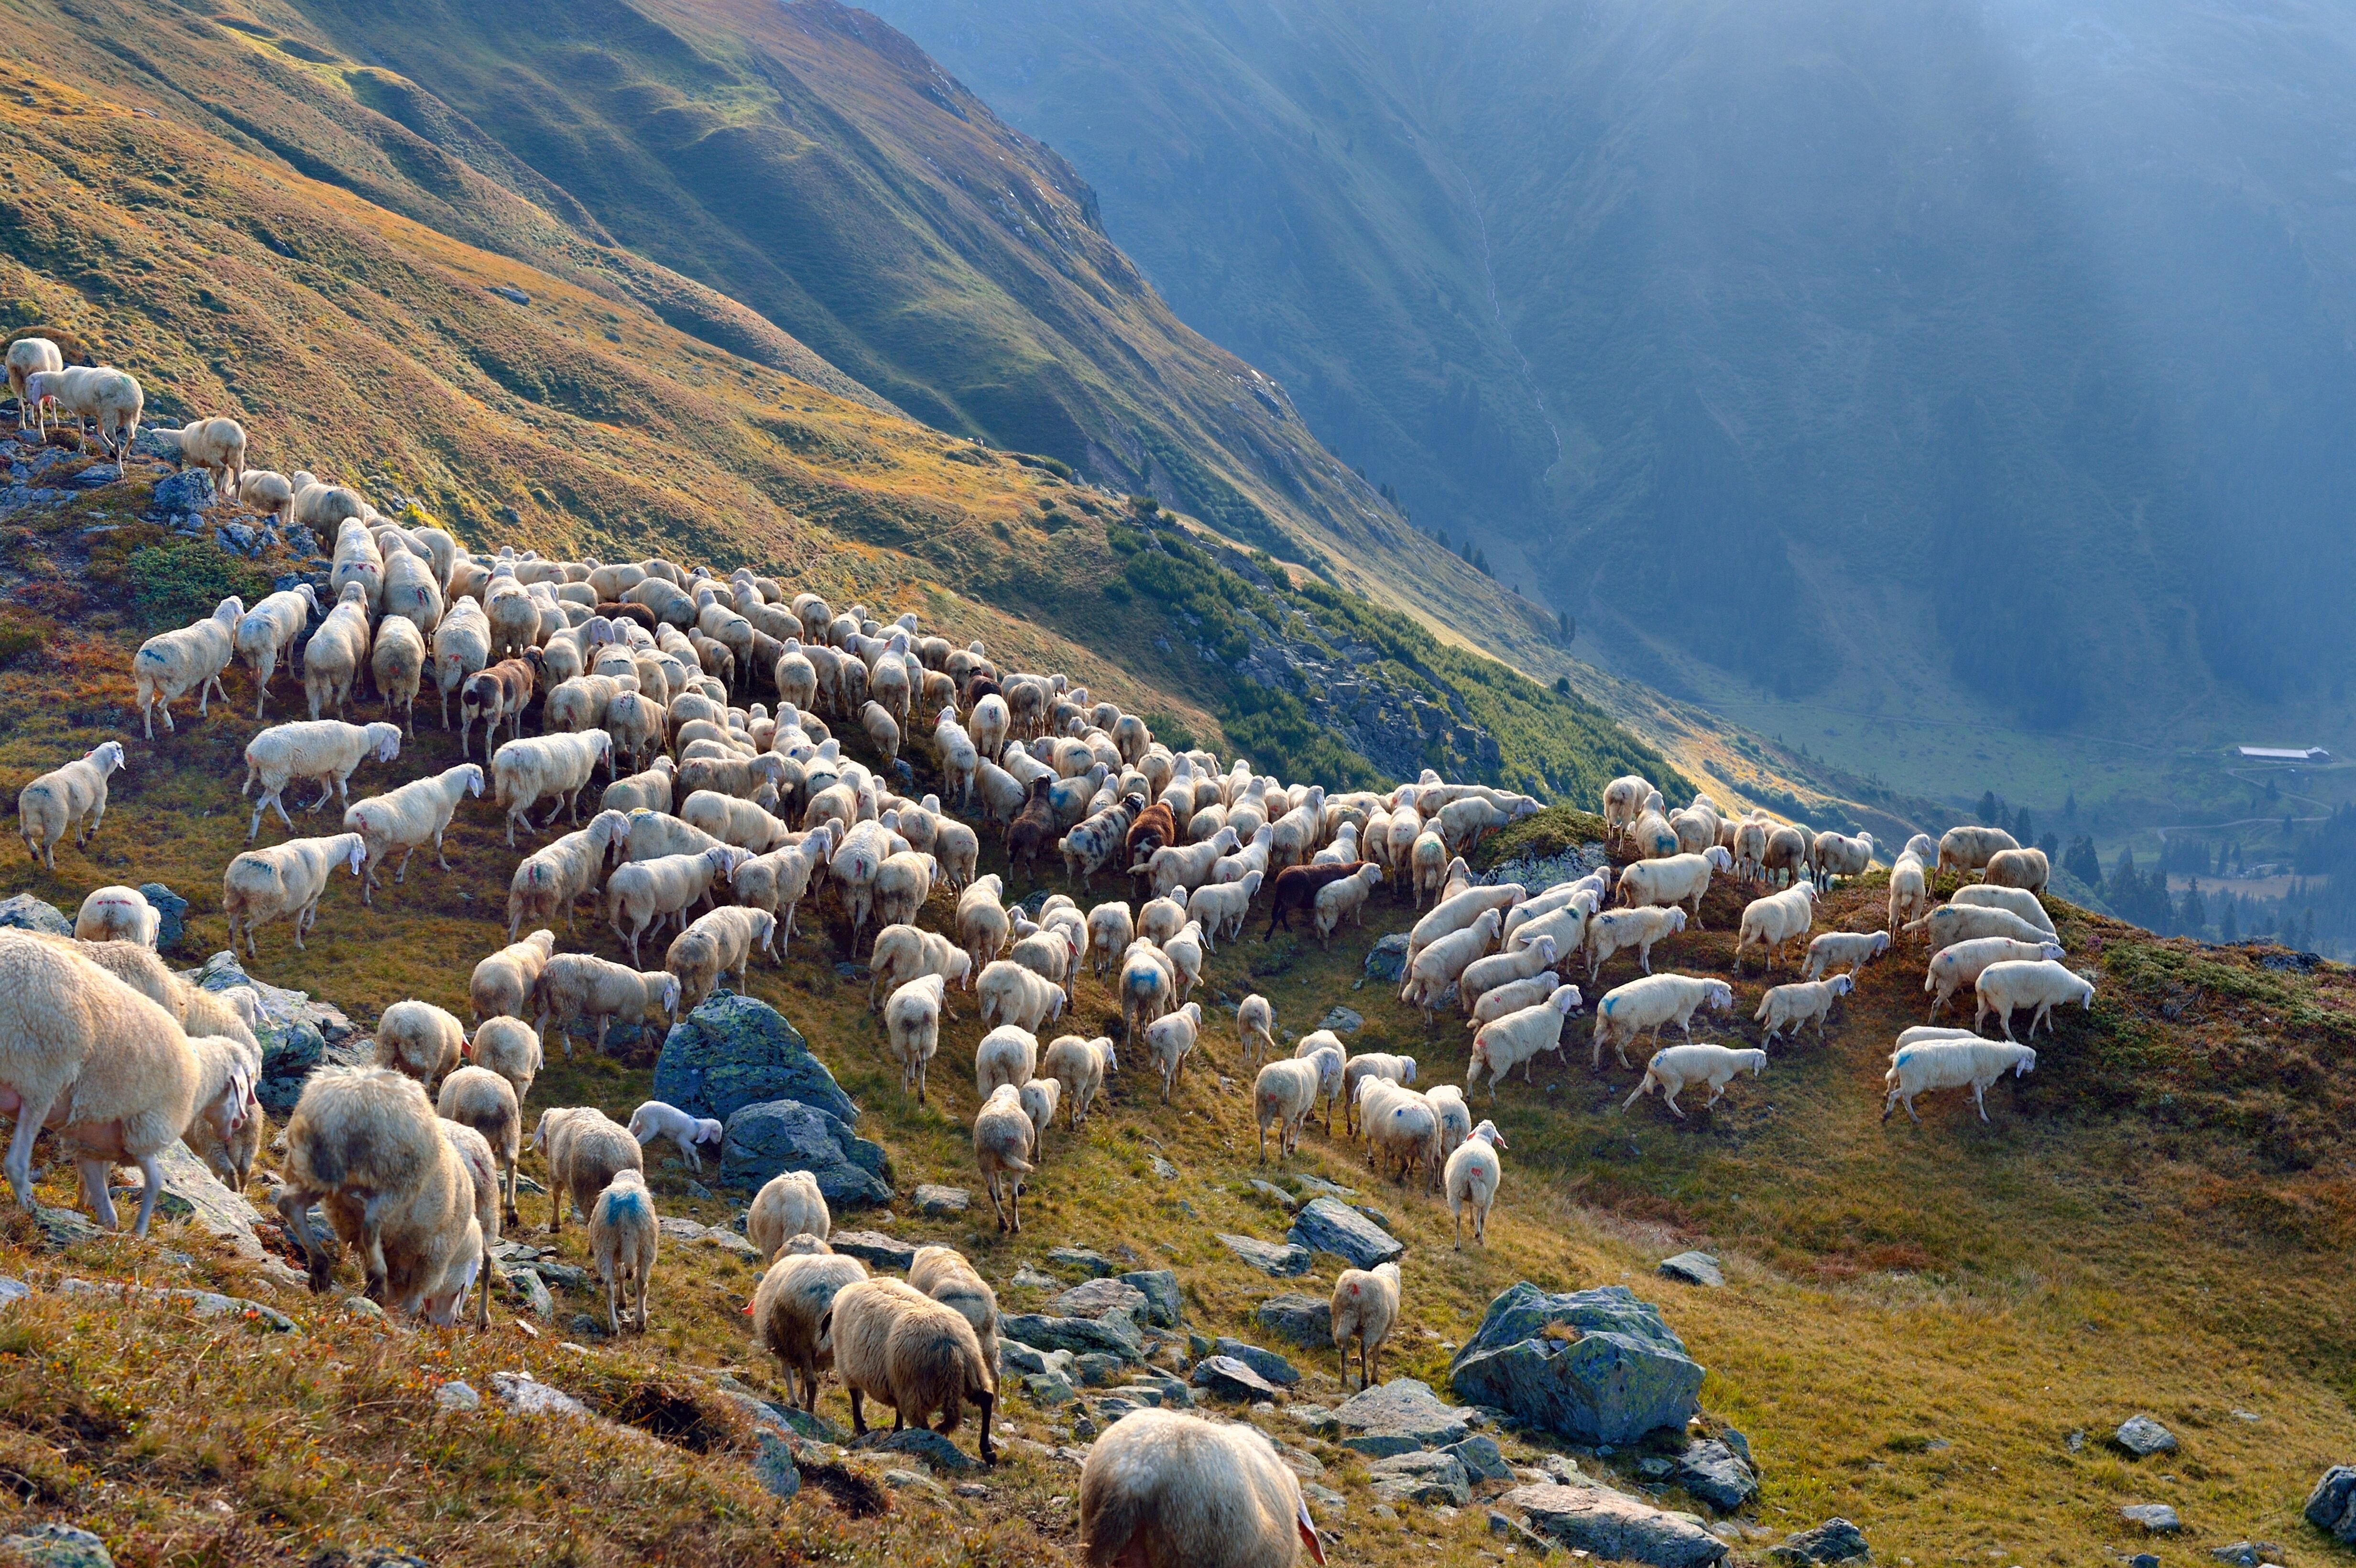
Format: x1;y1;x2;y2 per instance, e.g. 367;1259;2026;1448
2236;746;2331;762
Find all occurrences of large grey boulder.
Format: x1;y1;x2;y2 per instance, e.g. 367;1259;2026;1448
1501;1483;1727;1567
1257;1293;1333;1347
1673;1439;1757;1512
2308;1464;2356;1543
1210;1338;1298;1387
1052;1278;1147;1320
718;1099;891;1204
1368;1449;1471;1506
1288;1197;1402;1268
654;994;860;1125
1121;1269;1182;1327
1333;1378;1472;1456
1001;1311;1144;1361
137;883;187;951
1448;1283;1704;1443
0;894;70;936
1364;933;1411;982
1219;1232;1312;1276
1767;1518;1870;1564
1191;1355;1284;1403
823;1230;916;1272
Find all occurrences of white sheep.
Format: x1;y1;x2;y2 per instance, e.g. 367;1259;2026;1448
5;337;60;431
747;1169;831;1262
1592;973;1736;1069
1339;1050;1416;1136
73;885;159;947
664;904;776;1011
29;365;141;457
626;1100;726;1172
1445;1119;1507;1246
382;546;445;638
235;583;321;717
1615;847;1731;926
342;764;482;903
1400;908;1503;1019
977;958;1065;1034
369;612;426;734
506;811;630;940
1888;848;1934;939
1809;830;1875;890
752;1248;869;1412
1254;1057;1321;1162
1950;882;2058;936
532;1105;645;1236
973;1083;1036;1233
331;518;388;613
601;758;677;817
1407;883;1523;963
974;1023;1040;1100
1235;993;1276;1067
132;596;243;738
1625;1044;1767;1119
589;1169;659;1334
1803;929;1891;980
1883;1037;2035;1123
1085;900;1134;977
1973;959;2095;1041
374;998;466;1089
1937;825;2020;878
1584;904;1688;980
1357;1077;1441;1188
867;925;971;1009
436;1065;524;1224
884;974;947;1103
1467;984;1582;1098
1602;773;1654;842
532;954;680;1055
1145;1001;1204;1105
1311;863;1384;947
1983;847;2051;893
431;597;491;730
468;1016;542;1104
241;719;401;840
1457;934;1560;1018
222;832;366;956
301;582;373;720
1734;882;1818;971
18;741;126;870
238;469;294;526
491;730;613;846
1187;871;1262;948
1332;1259;1400;1391
819;1275;997;1460
1079;1409;1322;1568
1905;902;2051;955
1040;1034;1116;1129
1754;975;1854;1044
1469;971;1572;1028
1923;936;2066;1018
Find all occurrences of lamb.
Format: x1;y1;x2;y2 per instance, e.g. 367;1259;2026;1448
18;741;126;869
1973;959;2095;1041
235;583;320;717
1904;903;2051;956
1078;1408;1322;1568
1592;973;1736;1069
752;1248;870;1412
665;905;777;1011
1311;863;1385;947
606;848;742;962
506;810;631;939
1809;830;1875;890
221;832;366;956
884;973;947;1103
1754;975;1854;1044
973;1082;1036;1233
132;596;243;738
1615;848;1731;926
241;719;401;840
372;998;466;1088
491;730;613;846
1400;909;1503;1019
1950;883;2058;936
1467;985;1582;1098
342;764;482;903
1331;1260;1401;1392
1444;1119;1507;1246
73;885;159;947
977;958;1065;1034
1883;1037;2036;1123
1235;993;1277;1067
1040;1034;1116;1130
1625;1044;1767;1119
1983;846;2051;893
1357;1078;1441;1189
436;1065;524;1225
1734;882;1818;971
1457;935;1560;1018
531;1104;644;1235
1937;825;2021;878
975;1023;1041;1100
747;1169;831;1261
467;1016;542;1103
626;1099;726;1173
1923;936;2066;1017
1254;1058;1321;1162
431;596;491;730
532;954;680;1056
4;336;60;431
470;929;556;1022
589;1168;659;1334
908;1245;1001;1374
1144;1001;1204;1105
277;1067;484;1323
1803;929;1892;980
1584;904;1688;981
818;1275;996;1461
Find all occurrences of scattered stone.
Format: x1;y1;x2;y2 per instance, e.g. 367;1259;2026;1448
829;1230;917;1272
137;883;187;951
489;1370;588;1417
1502;1482;1728;1566
30;1205;99;1249
516;1271;555;1320
1657;1252;1723;1289
0;1523;114;1568
341;1296;385;1321
1287;1404;1340;1437
490;284;532;305
1119;1269;1181;1328
434;1380;481;1412
1320;1006;1363;1035
1334;1378;1473;1457
57;1278;295;1332
1074;1353;1126;1387
2065;1429;2084;1452
1011;1264;1059;1290
2232;1408;2262;1423
1023;1370;1077;1406
67;463;120;489
719;1099;891;1204
1448;1283;1704;1444
753;1429;800;1499
952;1481;991;1499
1047;1246;1117;1277
1210;1337;1298;1387
654;994;861;1124
1766;1517;1870;1564
914;1184;969;1216
2121;1503;2181;1533
852;1426;979;1471
1369;1449;1472;1506
1149;1155;1178;1179
1218;1233;1312;1276
1192;1354;1284;1403
1287;1197;1402;1268
1001;1311;1143;1361
1257;1293;1333;1347
151;468;214;513
2116;1415;2180;1457
1249;1178;1299;1210
1304;1481;1349;1516
1449;1434;1516;1482
0;1276;26;1309
2310;1464;2356;1542
1364;933;1411;983
881;1467;941;1495
1489;1507;1556;1555
2209;1544;2280;1567
1051;1278;1147;1320
1290;1174;1358;1200
0;893;70;936
1673;1439;1757;1512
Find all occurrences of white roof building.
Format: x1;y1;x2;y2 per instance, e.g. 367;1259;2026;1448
2236;746;2330;762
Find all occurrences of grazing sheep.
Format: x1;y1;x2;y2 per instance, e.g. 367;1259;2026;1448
1337;1051;1417;1137
18;741;126;869
973;1082;1035;1232
1467;985;1582;1098
437;1065;524;1224
431;597;492;730
1235;993;1276;1067
977;958;1065;1034
1040;1034;1116;1130
235;583;320;717
818;1275;996;1461
1937;825;2020;878
589;1168;659;1334
1444;1119;1507;1247
1754;975;1854;1044
1457;935;1560;1018
1973;959;2095;1040
1625;1044;1767;1119
1883;1037;2035;1123
531;1105;644;1236
222;833;366;956
975;1023;1040;1100
373;998;466;1089
1887;846;1935;938
300;582;373;721
1734;883;1818;971
132;596;243;738
1311;863;1384;947
1332;1260;1402;1392
467;1016;542;1104
884;974;947;1103
1802;929;1891;980
1592;973;1736;1069
747;1169;831;1262
1254;1058;1321;1162
241;719;402;840
908;1245;1001;1374
5;336;60;430
1950;883;2058;936
1983;846;2051;893
752;1248;870;1411
1923;936;2066;1018
238;468;294;526
470;929;556;1022
370;612;426;733
492;730;613;846
73;885;159;947
1357;1078;1442;1189
1583;904;1688;981
1078;1408;1322;1568
1615;847;1731;926
342;764;482;903
532;954;680;1056
626;1100;726;1173
665;905;776;1012
1809;830;1875;891
1904;902;2051;956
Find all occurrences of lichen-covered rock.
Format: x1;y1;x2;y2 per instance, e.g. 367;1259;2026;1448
654;994;860;1126
136;883;187;951
1210;1337;1299;1387
828;1230;917;1271
1364;933;1412;983
1767;1517;1870;1564
0;893;70;936
1288;1196;1402;1267
1334;1378;1472;1456
717;1098;891;1204
1448;1283;1704;1444
1657;1252;1723;1288
1368;1448;1471;1506
0;1522;114;1568
185;950;361;1116
852;1426;979;1471
1219;1232;1312;1276
1190;1355;1284;1403
1052;1277;1147;1320
1120;1269;1182;1328
2308;1464;2356;1543
1257;1293;1333;1347
1502;1483;1727;1567
1673;1439;1757;1512
152;467;216;514
1001;1311;1143;1361
2115;1414;2179;1457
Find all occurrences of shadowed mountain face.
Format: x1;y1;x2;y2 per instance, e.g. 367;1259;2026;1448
864;0;2356;740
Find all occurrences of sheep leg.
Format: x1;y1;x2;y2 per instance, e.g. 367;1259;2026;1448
72;1158;119;1231
127;1155;167;1239
607;1273;621;1337
1972;1081;1991;1122
847;1388;868;1437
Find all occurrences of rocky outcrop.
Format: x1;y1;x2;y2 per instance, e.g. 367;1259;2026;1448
1287;1197;1402;1268
1448;1283;1704;1443
1500;1483;1727;1567
1332;1378;1472;1456
653;994;860;1125
185;951;362;1117
2305;1465;2356;1543
717;1099;891;1204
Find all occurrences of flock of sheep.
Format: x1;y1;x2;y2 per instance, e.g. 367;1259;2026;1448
0;384;2110;1561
